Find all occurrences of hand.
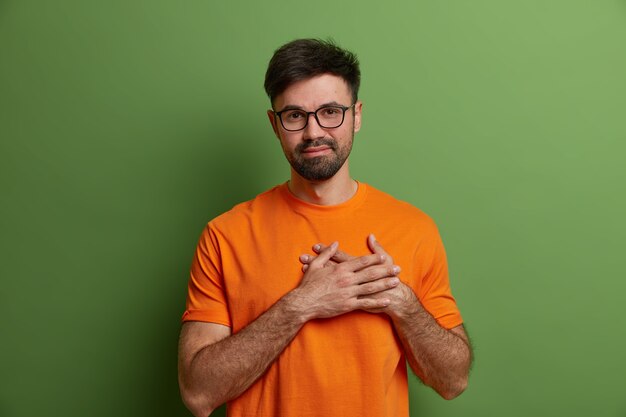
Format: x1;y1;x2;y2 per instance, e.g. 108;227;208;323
299;235;418;319
299;244;354;272
290;241;402;321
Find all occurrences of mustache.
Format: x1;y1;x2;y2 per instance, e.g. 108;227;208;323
296;139;337;153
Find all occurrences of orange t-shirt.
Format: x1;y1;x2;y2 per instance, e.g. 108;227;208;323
183;182;463;417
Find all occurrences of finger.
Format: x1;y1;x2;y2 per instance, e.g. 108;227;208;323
300;253;337;264
361;307;386;314
337;253;387;274
354;264;401;284
312;243;326;253
300;253;340;268
367;234;391;262
355;276;400;295
313;243;354;263
309;241;339;268
356;296;391;310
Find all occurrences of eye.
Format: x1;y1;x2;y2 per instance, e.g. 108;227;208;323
319;107;341;117
284;110;305;120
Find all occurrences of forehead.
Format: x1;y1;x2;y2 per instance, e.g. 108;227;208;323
273;74;352;110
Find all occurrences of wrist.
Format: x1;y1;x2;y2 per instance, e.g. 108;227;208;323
280;289;314;325
389;284;423;323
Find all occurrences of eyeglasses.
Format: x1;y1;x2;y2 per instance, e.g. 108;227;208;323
274;104;355;131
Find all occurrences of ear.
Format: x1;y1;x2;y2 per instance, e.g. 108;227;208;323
353;101;363;133
267;110;280;139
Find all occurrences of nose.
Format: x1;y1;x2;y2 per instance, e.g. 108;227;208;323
303;112;326;139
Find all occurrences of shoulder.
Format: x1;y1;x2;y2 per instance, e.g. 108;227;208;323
363;183;438;230
207;184;284;232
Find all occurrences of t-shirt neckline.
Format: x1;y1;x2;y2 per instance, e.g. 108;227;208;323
278;181;368;216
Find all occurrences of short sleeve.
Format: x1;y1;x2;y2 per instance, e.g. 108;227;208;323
415;224;463;330
181;223;232;326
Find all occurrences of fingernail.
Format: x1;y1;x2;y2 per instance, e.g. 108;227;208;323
371;234;377;242
300;254;309;262
393;266;400;274
313;244;321;252
391;277;399;285
331;242;338;250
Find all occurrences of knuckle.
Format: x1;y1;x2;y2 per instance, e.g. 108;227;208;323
364;269;376;280
361;283;375;294
360;267;383;282
336;274;354;287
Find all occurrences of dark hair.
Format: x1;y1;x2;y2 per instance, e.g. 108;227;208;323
264;38;361;106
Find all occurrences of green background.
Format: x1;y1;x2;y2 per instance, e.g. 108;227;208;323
2;1;625;416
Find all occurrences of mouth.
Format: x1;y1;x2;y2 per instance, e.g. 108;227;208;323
298;139;337;159
301;145;332;158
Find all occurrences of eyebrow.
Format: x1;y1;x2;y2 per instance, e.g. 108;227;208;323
275;101;345;113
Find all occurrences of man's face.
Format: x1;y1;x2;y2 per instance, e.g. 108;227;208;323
268;74;362;181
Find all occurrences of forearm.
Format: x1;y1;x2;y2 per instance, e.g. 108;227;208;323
180;292;306;416
180;243;396;416
300;238;471;398
390;291;471;400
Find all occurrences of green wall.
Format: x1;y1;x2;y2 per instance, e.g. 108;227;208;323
2;1;625;416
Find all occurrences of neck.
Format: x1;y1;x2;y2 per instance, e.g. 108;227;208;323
288;163;357;206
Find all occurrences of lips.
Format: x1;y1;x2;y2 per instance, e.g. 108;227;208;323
297;139;337;157
303;145;331;153
301;146;332;158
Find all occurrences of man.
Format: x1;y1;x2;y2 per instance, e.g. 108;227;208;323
178;39;472;417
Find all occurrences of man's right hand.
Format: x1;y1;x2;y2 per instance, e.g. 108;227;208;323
288;242;401;321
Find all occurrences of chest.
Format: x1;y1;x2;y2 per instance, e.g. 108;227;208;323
218;210;419;331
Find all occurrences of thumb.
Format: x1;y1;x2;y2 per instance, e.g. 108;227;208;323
367;234;389;259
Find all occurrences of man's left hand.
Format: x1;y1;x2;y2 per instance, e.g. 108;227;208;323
299;234;418;319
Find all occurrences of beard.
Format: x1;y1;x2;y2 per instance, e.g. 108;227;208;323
284;135;353;181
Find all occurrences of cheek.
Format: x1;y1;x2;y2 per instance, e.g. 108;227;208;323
278;133;301;151
337;126;355;142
